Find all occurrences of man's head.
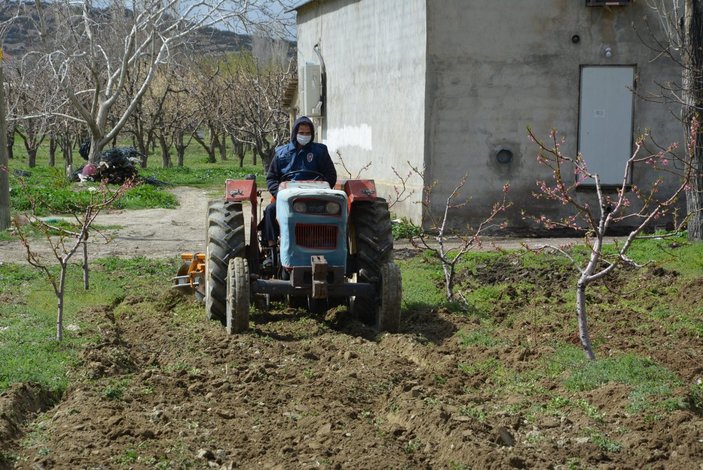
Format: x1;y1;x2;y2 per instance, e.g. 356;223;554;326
296;123;312;147
292;116;315;147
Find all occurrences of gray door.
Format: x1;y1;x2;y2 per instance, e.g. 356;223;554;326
578;66;635;185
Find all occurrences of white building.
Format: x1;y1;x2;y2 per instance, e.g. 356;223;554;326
291;0;682;233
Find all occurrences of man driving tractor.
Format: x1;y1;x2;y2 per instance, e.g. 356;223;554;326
261;116;337;265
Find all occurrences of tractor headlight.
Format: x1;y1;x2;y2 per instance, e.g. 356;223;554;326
325;202;341;214
292;201;307;213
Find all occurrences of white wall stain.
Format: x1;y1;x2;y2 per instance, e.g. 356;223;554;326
325;124;373;152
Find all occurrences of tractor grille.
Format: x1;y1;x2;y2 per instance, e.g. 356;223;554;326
295;224;338;249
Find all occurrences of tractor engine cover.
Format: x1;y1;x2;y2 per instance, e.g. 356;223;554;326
276;183;348;270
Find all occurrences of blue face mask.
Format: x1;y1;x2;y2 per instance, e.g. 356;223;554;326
296;134;312;146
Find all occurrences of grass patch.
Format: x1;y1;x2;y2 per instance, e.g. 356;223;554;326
462;285;505;317
545;345;684;413
115;184;178;210
603;233;703;278
457;326;500;347
145;162;264;188
0;257;179;394
397;255;445;311
8;167;177;215
584;428;623;452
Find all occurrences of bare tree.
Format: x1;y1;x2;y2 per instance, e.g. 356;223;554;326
15;181;127;341
528;127;694;360
405;164;511;301
162;64;200;167
27;0;290;164
642;0;703;240
6;53;54;167
187;60;228;163
222;53;292;170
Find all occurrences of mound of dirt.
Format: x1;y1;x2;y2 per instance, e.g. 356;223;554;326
0;383;58;468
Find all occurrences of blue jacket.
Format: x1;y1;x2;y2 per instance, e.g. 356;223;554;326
267;116;337;196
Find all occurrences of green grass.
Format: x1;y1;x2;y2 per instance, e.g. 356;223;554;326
396;254;446;311
0;257;179;394
8;166;178;215
602;233;703;277
547;346;680;391
584;427;623;452
144;162;264;188
5;137;266;219
544;345;684;414
457;326;500;347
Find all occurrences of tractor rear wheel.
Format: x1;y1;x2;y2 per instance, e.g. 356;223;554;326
205;201;246;325
349;198;395;327
350;198;394;275
376;262;402;332
226;257;250;334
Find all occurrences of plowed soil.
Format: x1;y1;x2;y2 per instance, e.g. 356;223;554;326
1;188;702;469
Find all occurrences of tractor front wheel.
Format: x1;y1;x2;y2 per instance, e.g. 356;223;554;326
226;257;250;334
205;201;246;325
376;262;402;332
351;261;402;332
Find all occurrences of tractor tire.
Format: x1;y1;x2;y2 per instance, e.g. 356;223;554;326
308;297;328;315
205;201;246;325
226;257;250;334
350;198;394;275
288;294;307;309
376;262;402;332
349;198;394;325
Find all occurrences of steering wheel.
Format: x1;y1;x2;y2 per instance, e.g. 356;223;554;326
281;169;326;182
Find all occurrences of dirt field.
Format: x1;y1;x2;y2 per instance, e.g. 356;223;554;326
1;187;702;469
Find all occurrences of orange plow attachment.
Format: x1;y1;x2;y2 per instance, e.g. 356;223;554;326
173;252;206;295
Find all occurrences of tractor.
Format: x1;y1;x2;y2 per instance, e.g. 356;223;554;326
174;173;401;333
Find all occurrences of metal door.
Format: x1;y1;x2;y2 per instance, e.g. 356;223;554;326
578;66;635;185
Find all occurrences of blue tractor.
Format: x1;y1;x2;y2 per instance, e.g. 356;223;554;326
175;175;401;333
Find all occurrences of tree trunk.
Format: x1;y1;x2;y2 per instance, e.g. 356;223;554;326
576;281;596;360
6;127;13;160
49;136;57;167
218;132;227;161
193;131;216;163
260;147;275;171
159;135;172;168
23;138;39;168
83;240;89;290
63;139;74;178
56;264;67;341
174;131;186;167
684;0;703;241
230;133;246;168
0;60;10;231
443;264;454;301
134;131;149;169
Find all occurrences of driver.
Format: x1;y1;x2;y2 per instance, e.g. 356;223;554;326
261;116;337;260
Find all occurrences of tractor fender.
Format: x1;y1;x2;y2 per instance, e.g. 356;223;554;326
341;179;377;208
225;179;257;204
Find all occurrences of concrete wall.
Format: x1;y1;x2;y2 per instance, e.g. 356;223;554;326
426;0;683;232
296;0;427;220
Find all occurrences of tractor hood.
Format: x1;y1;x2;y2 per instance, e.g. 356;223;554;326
276;186;348;269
